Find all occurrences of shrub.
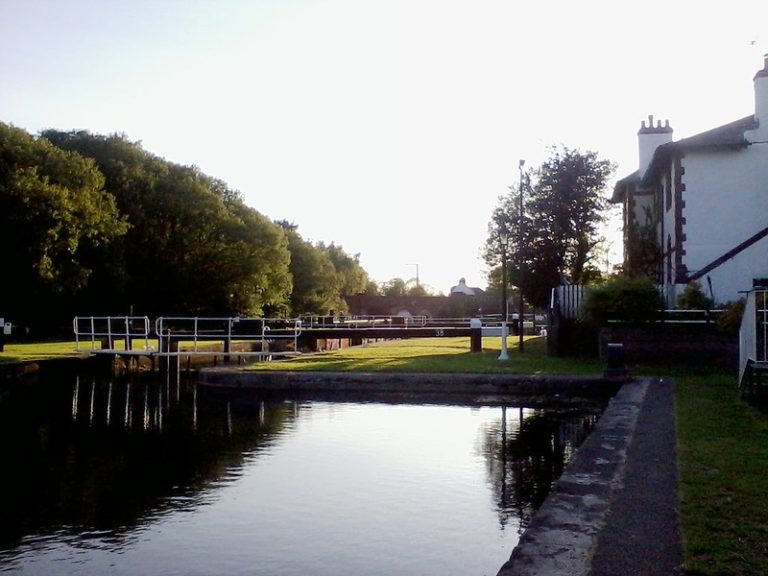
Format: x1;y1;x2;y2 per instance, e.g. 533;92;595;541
583;276;664;325
716;299;745;334
677;281;714;310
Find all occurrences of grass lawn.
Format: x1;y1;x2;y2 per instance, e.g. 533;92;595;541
670;369;768;576
2;335;766;574
0;340;86;363
0;339;161;363
250;335;605;374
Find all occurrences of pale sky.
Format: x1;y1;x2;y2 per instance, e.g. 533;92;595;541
1;0;766;294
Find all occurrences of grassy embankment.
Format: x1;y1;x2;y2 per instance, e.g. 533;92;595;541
667;367;768;576
2;336;766;574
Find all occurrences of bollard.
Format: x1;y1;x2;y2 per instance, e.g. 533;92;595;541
603;342;629;380
470;318;482;353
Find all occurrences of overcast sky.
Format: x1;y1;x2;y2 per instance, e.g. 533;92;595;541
1;0;766;294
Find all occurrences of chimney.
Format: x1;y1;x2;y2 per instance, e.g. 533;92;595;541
637;114;673;179
753;53;768;136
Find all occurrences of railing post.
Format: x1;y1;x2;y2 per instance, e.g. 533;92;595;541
107;316;113;350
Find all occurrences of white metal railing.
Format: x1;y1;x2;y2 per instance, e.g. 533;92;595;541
299;314;430;329
739;290;768;387
73;316;152;352
153;316;302;356
550;285;588;320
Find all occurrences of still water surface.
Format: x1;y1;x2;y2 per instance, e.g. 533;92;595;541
0;375;601;576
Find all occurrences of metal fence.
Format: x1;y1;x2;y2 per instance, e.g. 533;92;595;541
73;316;152;352
739;290;768;387
550;285;588;320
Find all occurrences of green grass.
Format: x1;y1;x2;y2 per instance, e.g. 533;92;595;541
0;340;85;363
250;336;604;375
0;338;162;363
672;370;768;576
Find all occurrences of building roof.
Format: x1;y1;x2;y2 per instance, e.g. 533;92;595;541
450;277;484;296
611;169;640;203
613;114;760;203
642;115;758;184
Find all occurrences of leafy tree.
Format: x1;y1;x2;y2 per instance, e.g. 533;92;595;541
379;277;435;297
317;242;371;296
278;222;344;315
529;147;614;284
0;123;127;327
44;130;291;316
484;147;614;308
363;279;380;295
677;281;713;310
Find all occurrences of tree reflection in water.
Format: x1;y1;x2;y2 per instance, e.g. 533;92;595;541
0;374;298;551
0;373;604;572
479;405;601;532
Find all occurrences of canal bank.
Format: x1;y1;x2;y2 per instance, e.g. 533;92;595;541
200;369;681;576
198;368;620;407
496;376;682;576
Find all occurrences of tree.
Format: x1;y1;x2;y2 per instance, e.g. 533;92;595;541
379;277;435;297
528;147;614;284
278;222;344;315
484;147;614;308
44;130;292;316
317;242;371;296
0;123;127;327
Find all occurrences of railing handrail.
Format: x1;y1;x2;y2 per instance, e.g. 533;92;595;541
73;316;151;352
153;316;302;354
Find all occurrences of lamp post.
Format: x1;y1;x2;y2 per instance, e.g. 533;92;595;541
518;159;526;353
498;227;509;360
406;263;419;289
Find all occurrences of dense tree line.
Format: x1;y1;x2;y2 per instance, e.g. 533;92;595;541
484;146;614;309
0;123;373;333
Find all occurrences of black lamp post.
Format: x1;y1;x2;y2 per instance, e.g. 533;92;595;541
498;227;509;360
518;159;526;353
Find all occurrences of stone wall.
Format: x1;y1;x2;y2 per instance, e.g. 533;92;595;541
598;324;738;368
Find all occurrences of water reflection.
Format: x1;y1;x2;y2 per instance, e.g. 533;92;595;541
0;375;298;553
0;374;603;576
478;406;599;532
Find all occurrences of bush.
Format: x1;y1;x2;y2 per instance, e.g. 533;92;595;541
583;276;664;325
677;281;714;310
716;299;745;334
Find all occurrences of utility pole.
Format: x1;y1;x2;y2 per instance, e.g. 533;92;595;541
518;159;526;353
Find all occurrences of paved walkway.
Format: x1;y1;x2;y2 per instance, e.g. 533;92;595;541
497;377;683;576
590;377;682;575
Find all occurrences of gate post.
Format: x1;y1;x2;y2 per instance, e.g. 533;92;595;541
470;318;482;353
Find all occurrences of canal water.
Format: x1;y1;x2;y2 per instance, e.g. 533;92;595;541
0;374;603;576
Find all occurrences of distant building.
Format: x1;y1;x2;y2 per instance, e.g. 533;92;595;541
449;278;484;296
613;55;768;305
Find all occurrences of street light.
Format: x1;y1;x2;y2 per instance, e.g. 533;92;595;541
498;226;510;360
406;263;419;289
518;159;526;353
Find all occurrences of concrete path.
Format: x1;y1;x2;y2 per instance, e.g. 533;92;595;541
497;377;683;576
589;377;683;575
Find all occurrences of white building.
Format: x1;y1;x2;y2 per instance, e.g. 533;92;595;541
613;55;768;305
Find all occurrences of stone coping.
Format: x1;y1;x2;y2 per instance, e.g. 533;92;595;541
496;378;651;576
198;368;620;406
